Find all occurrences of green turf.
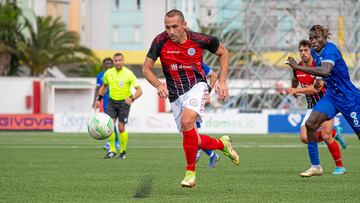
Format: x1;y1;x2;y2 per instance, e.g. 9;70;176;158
0;132;360;202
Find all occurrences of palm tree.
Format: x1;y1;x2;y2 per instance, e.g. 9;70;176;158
66;57;103;77
0;2;22;76
13;16;94;76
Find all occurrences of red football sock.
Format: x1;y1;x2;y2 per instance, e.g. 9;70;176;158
316;130;337;142
199;134;224;150
316;131;323;142
332;129;336;137
327;141;343;167
182;128;199;171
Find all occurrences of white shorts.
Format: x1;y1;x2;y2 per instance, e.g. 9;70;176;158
301;109;312;127
171;82;209;132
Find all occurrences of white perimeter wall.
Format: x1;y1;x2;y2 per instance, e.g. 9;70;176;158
0;77;272;134
0;77;160;115
54;112;268;134
0;77;39;114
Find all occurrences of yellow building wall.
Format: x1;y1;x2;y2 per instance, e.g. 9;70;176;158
69;0;80;33
93;50;161;65
46;2;64;20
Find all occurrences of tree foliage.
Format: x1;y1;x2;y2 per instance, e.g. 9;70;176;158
12;16;95;76
0;2;23;75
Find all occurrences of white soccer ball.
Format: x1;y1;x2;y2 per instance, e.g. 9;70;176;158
87;112;114;140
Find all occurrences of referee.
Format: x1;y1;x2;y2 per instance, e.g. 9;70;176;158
96;53;142;159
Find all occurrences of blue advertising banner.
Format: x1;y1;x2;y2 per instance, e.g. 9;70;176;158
268;114;354;134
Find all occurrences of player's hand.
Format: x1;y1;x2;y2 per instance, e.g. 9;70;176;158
286;88;299;97
215;80;229;102
286;57;297;70
124;97;133;105
156;82;169;98
314;79;322;90
94;100;101;109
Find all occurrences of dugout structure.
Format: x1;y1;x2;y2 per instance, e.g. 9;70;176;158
44;80;94;114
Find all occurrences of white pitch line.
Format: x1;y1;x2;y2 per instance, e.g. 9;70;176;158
0;144;352;149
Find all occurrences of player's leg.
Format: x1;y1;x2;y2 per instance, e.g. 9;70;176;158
320;119;346;175
104;100;117;159
102;98;119;151
107;118;117;155
115;123;120;150
195;121;219;168
179;83;221;187
118;101;131;159
333;125;347;149
206;150;219;168
180;108;200;187
299;109;312;144
300;111;327;177
184;83;238;166
195;121;202;162
118;122;127;159
301;96;338;177
300;126;308;143
101;101;110;151
170;100;198;187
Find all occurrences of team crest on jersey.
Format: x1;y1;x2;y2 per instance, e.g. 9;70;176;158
119;81;124;87
190;99;198;106
188;48;196;56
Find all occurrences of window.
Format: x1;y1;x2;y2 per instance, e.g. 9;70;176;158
134;26;141;43
137;0;141;10
113;26;120;43
112;26;141;44
207;9;212;16
115;0;120;10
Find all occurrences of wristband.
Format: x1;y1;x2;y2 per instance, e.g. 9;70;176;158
97;95;103;101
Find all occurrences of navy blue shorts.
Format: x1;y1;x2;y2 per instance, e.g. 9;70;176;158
313;94;360;133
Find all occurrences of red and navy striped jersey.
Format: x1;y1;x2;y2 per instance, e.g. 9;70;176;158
147;30;220;102
294;61;326;109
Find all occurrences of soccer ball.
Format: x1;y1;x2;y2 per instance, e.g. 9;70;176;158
87;112;114;140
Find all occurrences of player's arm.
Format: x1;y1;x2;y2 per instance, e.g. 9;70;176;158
287;85;316;96
125;85;142;105
142;57;168;98
92;85;101;108
132;86;142;101
214;43;229;101
95;83;108;109
291;70;299;88
287;57;334;77
287;80;325;96
208;71;218;90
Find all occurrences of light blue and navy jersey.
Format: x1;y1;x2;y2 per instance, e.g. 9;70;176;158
311;42;360;99
202;63;212;76
96;71;110;106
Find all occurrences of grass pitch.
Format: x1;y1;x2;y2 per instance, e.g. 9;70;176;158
0;132;360;202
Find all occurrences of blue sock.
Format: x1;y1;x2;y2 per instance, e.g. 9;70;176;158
307;141;320;166
114;127;119;146
203;150;214;157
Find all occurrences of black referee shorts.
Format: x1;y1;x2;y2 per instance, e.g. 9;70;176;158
106;99;130;123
